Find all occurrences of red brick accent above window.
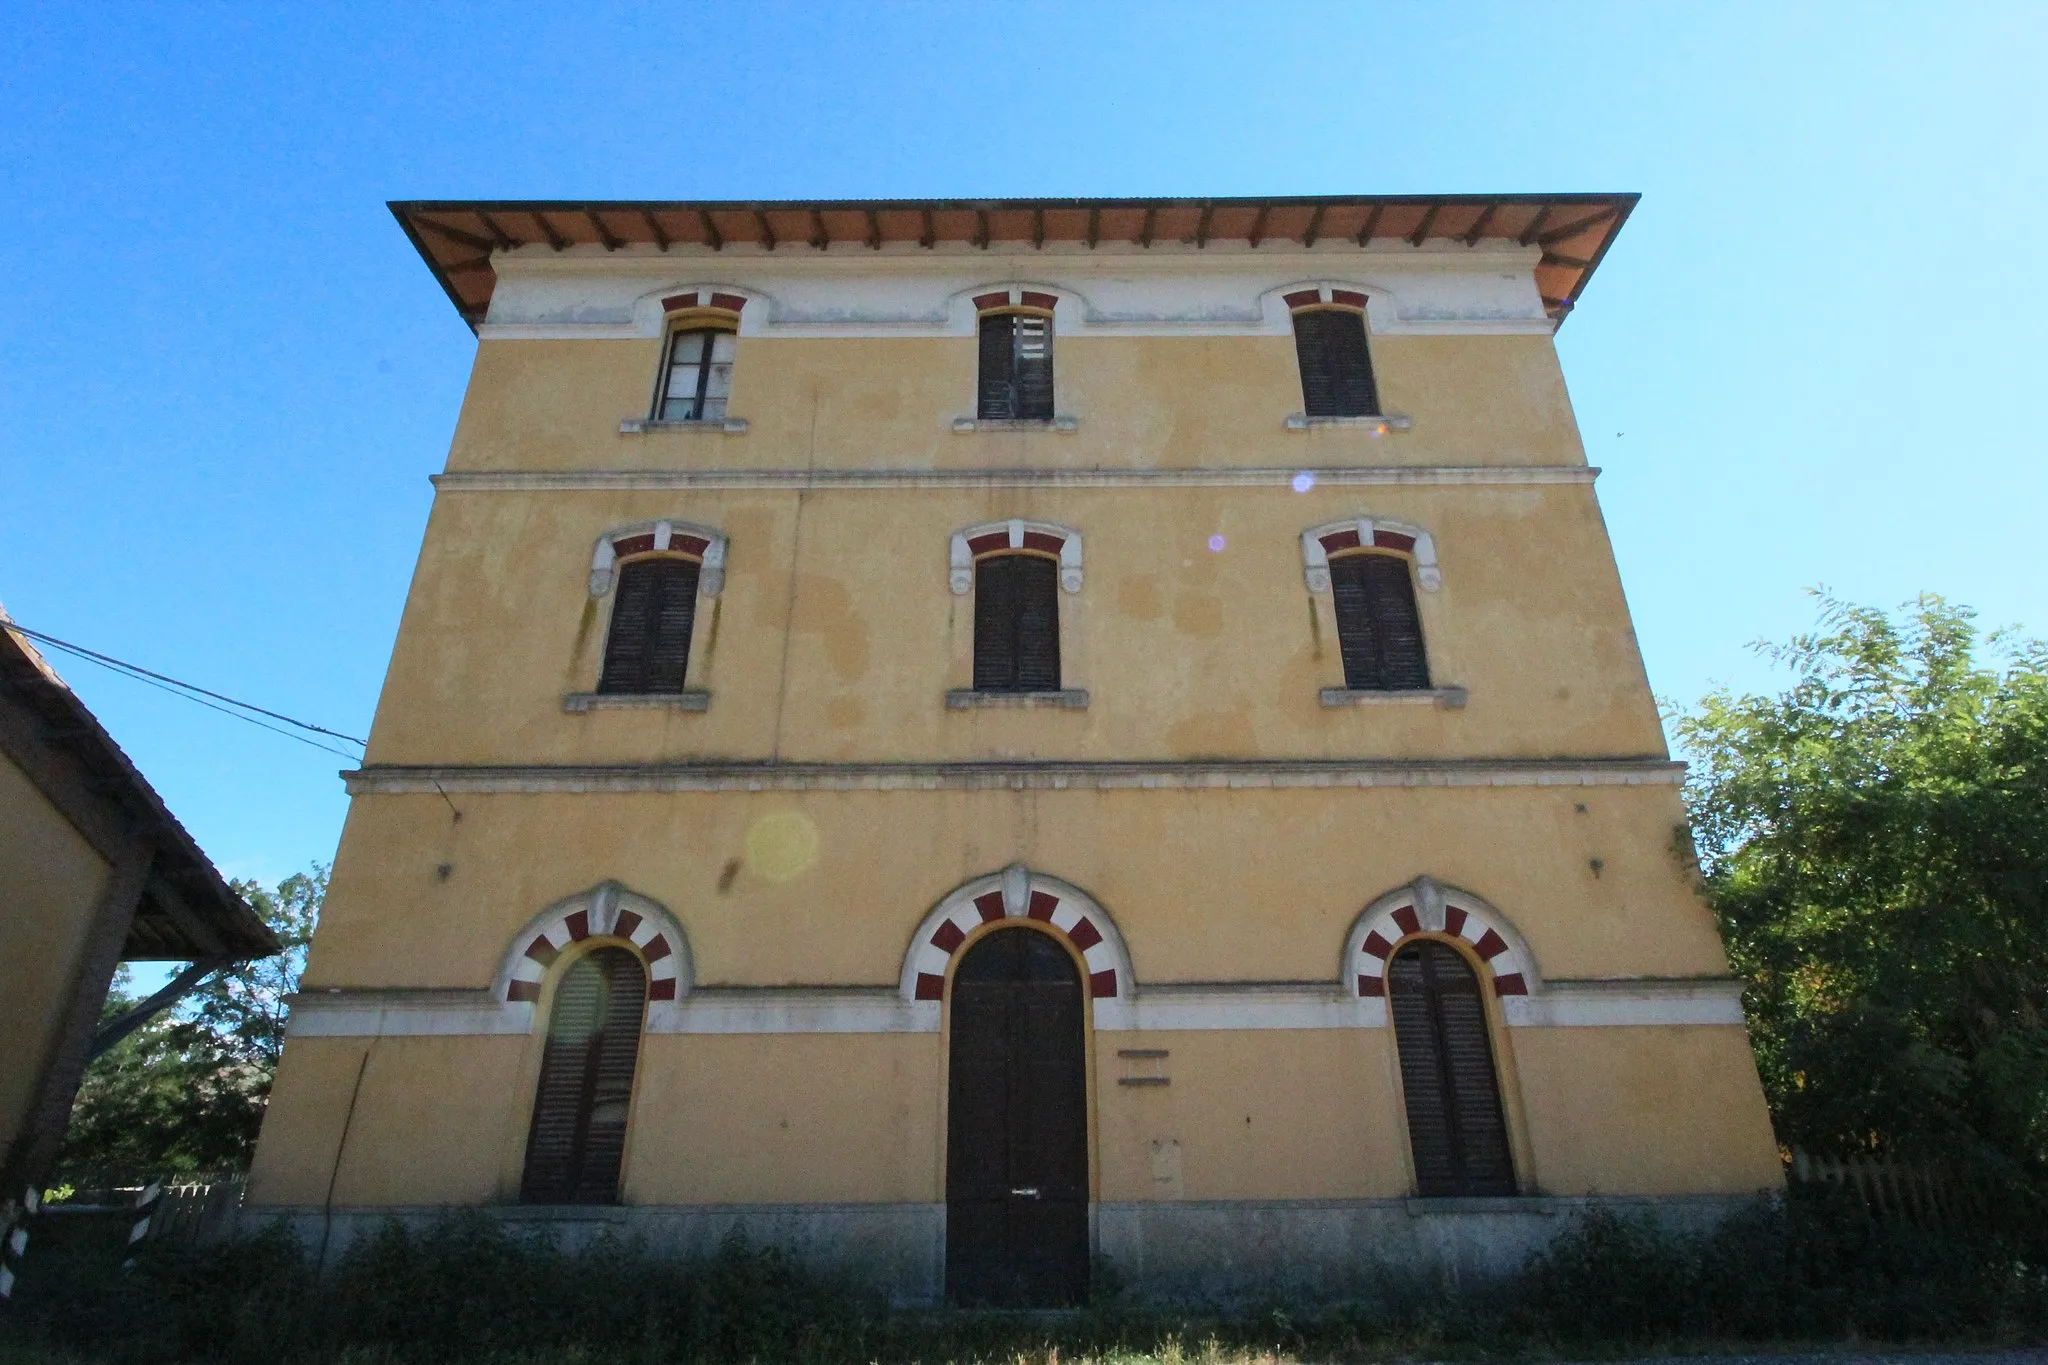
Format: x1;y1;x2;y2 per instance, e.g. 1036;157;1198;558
1330;289;1368;309
1019;290;1059;311
708;292;747;313
1021;531;1064;554
967;533;1010;556
661;292;700;312
1284;289;1322;309
973;291;1012;311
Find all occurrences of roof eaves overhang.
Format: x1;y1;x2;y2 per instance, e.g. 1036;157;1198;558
390;193;1638;333
0;620;279;962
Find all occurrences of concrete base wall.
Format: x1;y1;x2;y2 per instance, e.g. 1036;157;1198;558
245;1193;1763;1307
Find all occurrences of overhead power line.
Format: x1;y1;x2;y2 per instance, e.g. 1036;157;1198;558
2;621;368;762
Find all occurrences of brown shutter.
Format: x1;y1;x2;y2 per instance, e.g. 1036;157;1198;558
977;314;1055;421
1388;941;1515;1197
521;947;647;1204
1292;309;1380;417
598;558;700;694
1330;555;1429;690
973;554;1060;692
978;314;1019;419
1013;315;1054;420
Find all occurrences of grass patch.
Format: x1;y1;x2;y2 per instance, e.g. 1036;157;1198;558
2;1189;2042;1363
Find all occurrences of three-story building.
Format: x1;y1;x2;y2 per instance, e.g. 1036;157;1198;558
249;195;1782;1305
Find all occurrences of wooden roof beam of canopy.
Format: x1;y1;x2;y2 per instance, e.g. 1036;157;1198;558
388;193;1637;330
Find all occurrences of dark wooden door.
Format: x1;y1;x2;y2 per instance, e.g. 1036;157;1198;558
946;929;1090;1305
1388;940;1516;1196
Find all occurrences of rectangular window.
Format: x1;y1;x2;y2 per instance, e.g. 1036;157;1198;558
973;554;1061;691
598;558;701;693
977;313;1055;421
1330;555;1428;690
657;328;736;422
1292;309;1380;418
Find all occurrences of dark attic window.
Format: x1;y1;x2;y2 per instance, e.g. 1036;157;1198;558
973;553;1061;692
977;312;1055;421
1329;554;1429;690
1291;308;1380;418
597;558;701;694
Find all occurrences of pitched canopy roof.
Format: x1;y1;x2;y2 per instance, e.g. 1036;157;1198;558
391;193;1637;333
0;621;278;962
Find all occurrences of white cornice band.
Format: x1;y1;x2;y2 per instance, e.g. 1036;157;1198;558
283;977;1744;1039
341;758;1683;796
430;466;1598;493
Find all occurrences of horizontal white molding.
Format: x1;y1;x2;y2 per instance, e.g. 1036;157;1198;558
341;757;1684;796
284;977;1744;1038
1502;977;1748;1028
430;465;1598;493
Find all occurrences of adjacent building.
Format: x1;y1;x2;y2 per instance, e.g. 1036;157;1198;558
1;617;275;1292
249;196;1782;1304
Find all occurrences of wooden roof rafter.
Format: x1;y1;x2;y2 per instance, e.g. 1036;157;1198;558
390;192;1637;330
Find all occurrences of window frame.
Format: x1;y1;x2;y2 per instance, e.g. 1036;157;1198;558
652;322;737;423
1326;550;1431;692
970;550;1064;694
595;553;704;696
1288;302;1381;419
975;308;1057;422
519;943;648;1206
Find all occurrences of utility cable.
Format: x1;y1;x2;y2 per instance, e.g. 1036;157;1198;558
2;620;367;761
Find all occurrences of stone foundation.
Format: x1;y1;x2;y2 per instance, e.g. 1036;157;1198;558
244;1194;1763;1307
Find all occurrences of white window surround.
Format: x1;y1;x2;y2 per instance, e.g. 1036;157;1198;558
951;415;1079;433
588;520;728;598
618;416;749;435
1301;517;1440;592
949;520;1083;595
496;881;693;1006
1343;877;1539;1001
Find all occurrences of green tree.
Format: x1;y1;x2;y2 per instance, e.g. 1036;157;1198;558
57;866;323;1175
1676;594;2048;1187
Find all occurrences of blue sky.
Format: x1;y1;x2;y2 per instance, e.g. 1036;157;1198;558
3;1;2045;902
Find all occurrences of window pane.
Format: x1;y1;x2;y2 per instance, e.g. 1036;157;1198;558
702;363;732;399
700;398;727;422
670;332;708;364
659;394;697;421
709;332;737;362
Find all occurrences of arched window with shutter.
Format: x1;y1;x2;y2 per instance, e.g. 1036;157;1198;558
1387;940;1515;1197
1330;553;1429;690
599;557;701;694
977;310;1055;421
1290;304;1380;418
974;553;1061;692
521;946;647;1205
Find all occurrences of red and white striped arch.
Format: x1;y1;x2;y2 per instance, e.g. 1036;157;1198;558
1302;517;1440;592
1345;877;1538;1000
901;864;1130;1005
588;520;727;598
949;520;1083;594
498;882;692;1004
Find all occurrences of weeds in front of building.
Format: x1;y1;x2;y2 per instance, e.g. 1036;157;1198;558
3;1186;2043;1365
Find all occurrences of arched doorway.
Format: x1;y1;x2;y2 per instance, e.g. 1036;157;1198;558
521;946;647;1204
1387;940;1515;1196
945;928;1090;1305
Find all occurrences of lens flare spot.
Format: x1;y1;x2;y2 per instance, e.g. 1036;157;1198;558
1206;534;1227;553
744;811;820;884
1291;472;1316;493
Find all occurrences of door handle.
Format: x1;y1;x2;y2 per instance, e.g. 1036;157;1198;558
1009;1187;1040;1199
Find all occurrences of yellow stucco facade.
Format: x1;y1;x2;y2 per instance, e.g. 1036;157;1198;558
250;204;1779;1300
